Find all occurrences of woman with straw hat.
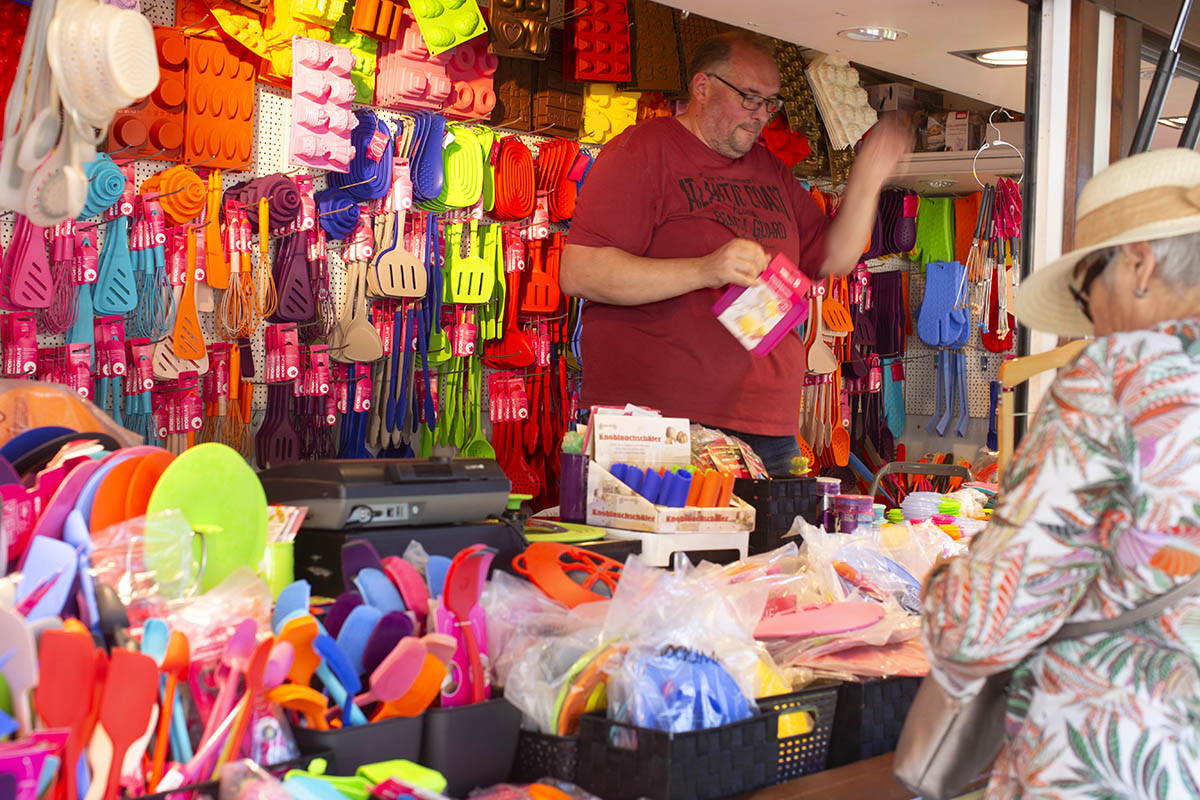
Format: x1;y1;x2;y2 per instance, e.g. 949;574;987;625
919;149;1200;797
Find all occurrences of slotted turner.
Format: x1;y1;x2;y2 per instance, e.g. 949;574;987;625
171;227;205;360
450;220;495;305
367;210;426;299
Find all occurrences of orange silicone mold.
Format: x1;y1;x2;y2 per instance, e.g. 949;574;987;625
351;0;403;40
564;0;631;83
107;26;187;162
442;33;497;121
184;36;255;169
374;9;452;112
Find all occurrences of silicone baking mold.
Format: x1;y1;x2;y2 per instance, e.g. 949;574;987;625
805;53;877;151
579;84;639;144
351;0;404;40
183;35;254;169
564;0;631;83
290;37;358;172
442;32;497;121
488;0;548;60
490;57;534;132
374;9;453;112
406;0;487;58
621;0;681;92
331;14;379;104
532;29;584;138
107;26;187;162
294;0;348;29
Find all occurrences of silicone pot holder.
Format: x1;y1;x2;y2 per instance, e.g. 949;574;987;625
511;543;622;608
146;442;267;593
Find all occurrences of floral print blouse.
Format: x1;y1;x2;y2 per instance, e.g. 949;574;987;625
923;320;1200;799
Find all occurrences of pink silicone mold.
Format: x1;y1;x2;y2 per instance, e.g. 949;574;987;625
442;32;498;121
290;37;359;173
374;9;453;112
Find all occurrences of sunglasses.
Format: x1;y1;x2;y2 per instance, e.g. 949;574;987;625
1068;250;1112;324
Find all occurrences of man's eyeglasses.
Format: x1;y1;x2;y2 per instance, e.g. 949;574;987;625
706;73;784;114
1068;250;1112;324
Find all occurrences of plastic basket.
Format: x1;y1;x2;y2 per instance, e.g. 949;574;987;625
575;710;780;800
827;677;921;768
131;751;332;800
292;714;423;775
420;698;523;798
733;477;822;554
758;681;839;781
510;729;579;783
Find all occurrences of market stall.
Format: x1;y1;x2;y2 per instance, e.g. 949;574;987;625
0;0;1037;796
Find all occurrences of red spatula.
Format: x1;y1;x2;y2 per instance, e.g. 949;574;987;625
95;649;159;800
34;631;95;800
442;547;496;704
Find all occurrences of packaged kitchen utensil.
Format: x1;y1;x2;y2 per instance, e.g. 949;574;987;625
712;253;813;357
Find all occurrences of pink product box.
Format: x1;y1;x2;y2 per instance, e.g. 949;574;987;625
290;37;358;173
375;9;453;111
711;252;814;357
442;35;498;121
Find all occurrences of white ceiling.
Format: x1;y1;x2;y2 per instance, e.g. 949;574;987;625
661;0;1029;111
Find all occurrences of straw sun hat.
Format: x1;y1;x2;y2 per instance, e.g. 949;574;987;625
1015;148;1200;338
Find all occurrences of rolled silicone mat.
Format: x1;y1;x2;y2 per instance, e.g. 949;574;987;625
489;0;549;59
107;27;187;162
146;442;267;593
621;0;681;92
490;57;534;131
532;29;584;138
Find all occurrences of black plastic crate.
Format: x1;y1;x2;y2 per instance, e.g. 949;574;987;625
758;681;839;781
509;729;579;783
575;709;781;800
826;677;921;768
733;477;821;554
132;751;332;800
292;714;424;775
420;698;523;798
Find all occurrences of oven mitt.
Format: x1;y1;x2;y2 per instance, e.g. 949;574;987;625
412;112;447;204
914;197;956;269
883;357;906;439
916;261;963;347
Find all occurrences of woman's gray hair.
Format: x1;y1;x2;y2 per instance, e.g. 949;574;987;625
1145;231;1200;290
1092;231;1200;290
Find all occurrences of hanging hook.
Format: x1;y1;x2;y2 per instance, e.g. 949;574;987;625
116;147;166;164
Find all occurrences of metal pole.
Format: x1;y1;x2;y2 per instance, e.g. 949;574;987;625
1130;0;1194;154
1180;84;1200;148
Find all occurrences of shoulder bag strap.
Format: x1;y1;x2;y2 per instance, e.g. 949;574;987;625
1049;571;1200;644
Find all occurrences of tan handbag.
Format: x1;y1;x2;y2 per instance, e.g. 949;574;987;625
894;571;1200;800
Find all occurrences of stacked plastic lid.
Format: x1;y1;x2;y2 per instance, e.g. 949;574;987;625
900;491;944;521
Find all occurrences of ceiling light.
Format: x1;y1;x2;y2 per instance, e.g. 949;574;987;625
976;48;1027;66
920;178;955;189
837;27;907;43
949;47;1028;69
1160;116;1189;129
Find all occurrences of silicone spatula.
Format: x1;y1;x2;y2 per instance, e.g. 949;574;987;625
361;611;415;675
26;458;104;545
340;540;386;592
354;637;425;706
442;547;495;703
0;605;37;736
334;605;383;676
421;633;457;666
214;636;272;773
265;685;328;731
34;630;94;800
272;581;312;633
381;556;429;629
353;567;405;614
196;619;256;753
312;635;368;727
322;592;364;639
96;649;158;800
425;555;451;598
369;652;446;721
15;536;78;620
276;616;322;686
149;631;188;788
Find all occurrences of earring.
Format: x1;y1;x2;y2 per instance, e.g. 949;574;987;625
1135;286;1149;298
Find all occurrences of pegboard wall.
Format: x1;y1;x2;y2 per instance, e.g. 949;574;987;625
867;254;1003;420
8;0;598;434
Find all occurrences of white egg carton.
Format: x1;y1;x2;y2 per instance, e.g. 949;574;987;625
805;53;878;151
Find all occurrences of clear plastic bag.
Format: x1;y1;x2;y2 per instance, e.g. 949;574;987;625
218;760;291;800
89;510;202;625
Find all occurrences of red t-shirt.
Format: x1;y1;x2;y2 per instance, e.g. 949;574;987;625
567;116;830;436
